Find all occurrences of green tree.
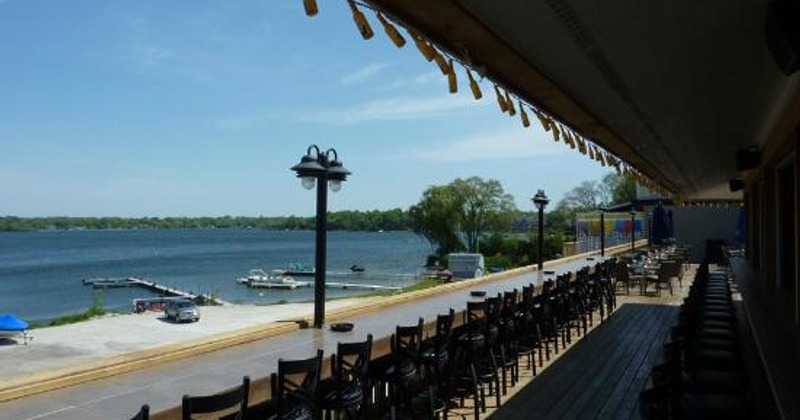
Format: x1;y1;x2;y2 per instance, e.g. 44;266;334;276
450;177;517;252
408;176;518;257
603;172;636;205
408;185;463;256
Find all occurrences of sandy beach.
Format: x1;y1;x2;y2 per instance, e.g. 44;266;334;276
0;299;366;381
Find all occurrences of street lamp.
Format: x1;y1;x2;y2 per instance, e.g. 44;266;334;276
291;145;351;329
629;210;637;252
532;189;549;270
599;207;607;257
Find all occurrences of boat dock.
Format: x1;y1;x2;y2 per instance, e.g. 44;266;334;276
245;280;401;292
82;277;230;306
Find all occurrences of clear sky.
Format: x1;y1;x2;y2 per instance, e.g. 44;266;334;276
0;0;612;217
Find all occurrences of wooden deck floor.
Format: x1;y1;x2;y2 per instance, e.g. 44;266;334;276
491;302;678;419
482;271;696;420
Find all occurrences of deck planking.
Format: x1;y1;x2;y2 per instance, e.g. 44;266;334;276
491;302;679;419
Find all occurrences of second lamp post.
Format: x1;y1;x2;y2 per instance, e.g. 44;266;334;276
532;190;549;270
291;145;351;329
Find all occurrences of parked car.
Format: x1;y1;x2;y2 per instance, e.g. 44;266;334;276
164;299;200;323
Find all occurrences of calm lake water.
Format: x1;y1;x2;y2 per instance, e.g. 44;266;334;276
0;229;430;322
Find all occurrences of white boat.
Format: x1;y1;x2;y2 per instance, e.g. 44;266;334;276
236;269;300;290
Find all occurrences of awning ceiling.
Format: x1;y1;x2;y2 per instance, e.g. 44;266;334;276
365;0;800;201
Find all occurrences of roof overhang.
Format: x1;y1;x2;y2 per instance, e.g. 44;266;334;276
361;0;800;202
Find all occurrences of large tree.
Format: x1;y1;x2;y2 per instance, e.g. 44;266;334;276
451;177;517;252
408;185;463;256
603;172;637;204
409;177;517;256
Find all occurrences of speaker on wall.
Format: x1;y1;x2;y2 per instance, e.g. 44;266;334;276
766;0;800;75
736;146;761;171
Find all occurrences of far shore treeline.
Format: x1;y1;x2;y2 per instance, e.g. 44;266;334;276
0;210;543;233
0;210;412;232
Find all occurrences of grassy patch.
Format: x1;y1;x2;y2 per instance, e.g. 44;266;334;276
400;277;443;293
30;290;107;329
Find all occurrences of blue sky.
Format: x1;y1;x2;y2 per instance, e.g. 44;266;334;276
0;0;611;217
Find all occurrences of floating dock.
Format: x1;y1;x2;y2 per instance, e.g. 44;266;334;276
244;280;400;292
82;277;230;305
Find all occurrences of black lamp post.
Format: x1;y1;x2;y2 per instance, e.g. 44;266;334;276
599;207;607;257
291;145;350;329
532;190;549;270
629;210;637;252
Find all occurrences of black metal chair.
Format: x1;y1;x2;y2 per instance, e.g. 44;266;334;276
271;350;324;420
129;404;149;420
182;376;250;420
386;318;424;419
321;335;373;420
421;309;455;419
440;334;483;420
464;299;502;409
422;308;455;385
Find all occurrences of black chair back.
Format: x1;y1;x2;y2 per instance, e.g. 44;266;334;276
129;404;149;420
391;318;423;367
272;349;324;420
182;376;250;420
465;300;487;334
435;308;455;348
324;335;373;416
334;334;373;385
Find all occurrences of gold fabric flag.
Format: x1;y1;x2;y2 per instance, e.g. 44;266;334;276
447;59;457;93
467;69;482;100
303;0;318;16
347;0;374;40
551;121;561;142
519;102;530;127
410;31;436;61
494;85;508;113
433;52;450;75
377;13;406;47
505;90;516;116
534;110;551;132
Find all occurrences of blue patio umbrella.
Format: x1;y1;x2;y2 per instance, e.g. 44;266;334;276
734;207;745;247
0;314;28;331
667;209;675;239
651;203;670;245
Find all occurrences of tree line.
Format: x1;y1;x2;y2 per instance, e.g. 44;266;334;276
0;210;411;232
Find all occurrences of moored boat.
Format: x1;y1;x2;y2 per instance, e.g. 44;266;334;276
235;269;302;290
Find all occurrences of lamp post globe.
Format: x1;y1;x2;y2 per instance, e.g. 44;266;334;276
290;145;350;329
531;189;549;271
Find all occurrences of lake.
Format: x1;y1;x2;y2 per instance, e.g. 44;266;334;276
0;229;430;322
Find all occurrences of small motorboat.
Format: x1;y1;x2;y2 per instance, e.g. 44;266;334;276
0;314;31;345
349;264;365;273
282;263;315;277
237;269;301;290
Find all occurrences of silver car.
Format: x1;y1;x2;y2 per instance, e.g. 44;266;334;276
164;300;200;323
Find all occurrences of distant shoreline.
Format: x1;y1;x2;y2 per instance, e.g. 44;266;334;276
0;212;413;232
